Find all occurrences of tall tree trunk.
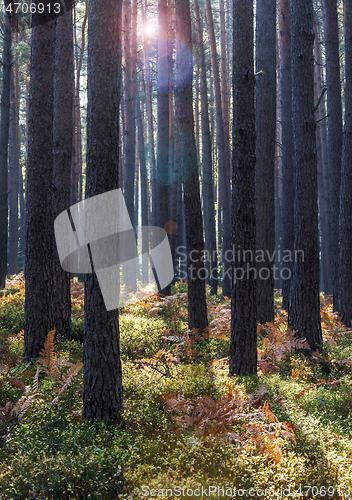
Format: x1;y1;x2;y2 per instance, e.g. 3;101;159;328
230;0;257;375
322;0;343;311
84;0;123;424
314;17;331;295
24;4;56;360
205;0;231;298
338;0;352;326
255;0;276;324
175;0;208;332
71;0;87;205
219;0;231;187
123;0;135;223
194;0;217;297
136;74;149;283
143;0;157;228
289;0;323;350
156;0;171;295
52;2;74;341
0;3;12;288
279;0;294;314
8;62;19;275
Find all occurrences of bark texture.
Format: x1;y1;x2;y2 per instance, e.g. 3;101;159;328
230;0;257;376
83;0;123;423
0;4;12;288
255;0;276;324
289;0;323;350
279;0;294;314
175;0;208;332
24;4;56;360
52;3;74;341
338;0;352;326
322;0;343;310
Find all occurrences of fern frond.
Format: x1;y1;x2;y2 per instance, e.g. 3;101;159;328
51;362;83;405
37;330;56;373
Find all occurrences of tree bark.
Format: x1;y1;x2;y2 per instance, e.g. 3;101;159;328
279;0;294;314
194;0;217;297
175;0;208;332
52;2;74;341
83;0;123;423
155;0;171;295
338;0;352;326
0;3;12;288
230;0;257;375
255;0;276;324
24;3;56;360
8;61;19;275
289;0;323;350
322;0;343;311
205;0;232;298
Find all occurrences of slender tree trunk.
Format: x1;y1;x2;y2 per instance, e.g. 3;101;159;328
71;0;87;205
0;4;12;288
205;0;231;298
143;0;156;228
255;0;276;324
219;0;231;186
24;4;56;360
123;0;135;223
322;0;343;311
315;22;333;295
338;0;352;326
230;0;257;375
136;75;149;282
84;0;123;424
175;0;208;331
289;0;323;350
8;63;19;275
52;2;74;341
156;0;171;295
194;0;217;296
314;17;330;295
279;0;294;314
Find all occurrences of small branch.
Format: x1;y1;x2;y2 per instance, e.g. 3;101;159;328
254;70;264;77
317;113;329;124
314;87;327;112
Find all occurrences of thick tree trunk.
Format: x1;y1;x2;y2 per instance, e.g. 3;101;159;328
205;0;232;298
84;0;123;424
255;0;276;324
0;4;12;288
322;0;343;311
24;4;56;360
175;0;208;332
289;0;323;350
338;0;352;326
194;0;217;297
52;3;74;341
230;0;257;375
279;0;294;314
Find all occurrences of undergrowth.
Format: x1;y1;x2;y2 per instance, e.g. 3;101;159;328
1;276;352;498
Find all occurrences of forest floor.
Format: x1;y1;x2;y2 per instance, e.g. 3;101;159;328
1;276;352;498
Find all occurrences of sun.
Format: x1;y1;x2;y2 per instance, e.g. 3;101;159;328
143;18;158;38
